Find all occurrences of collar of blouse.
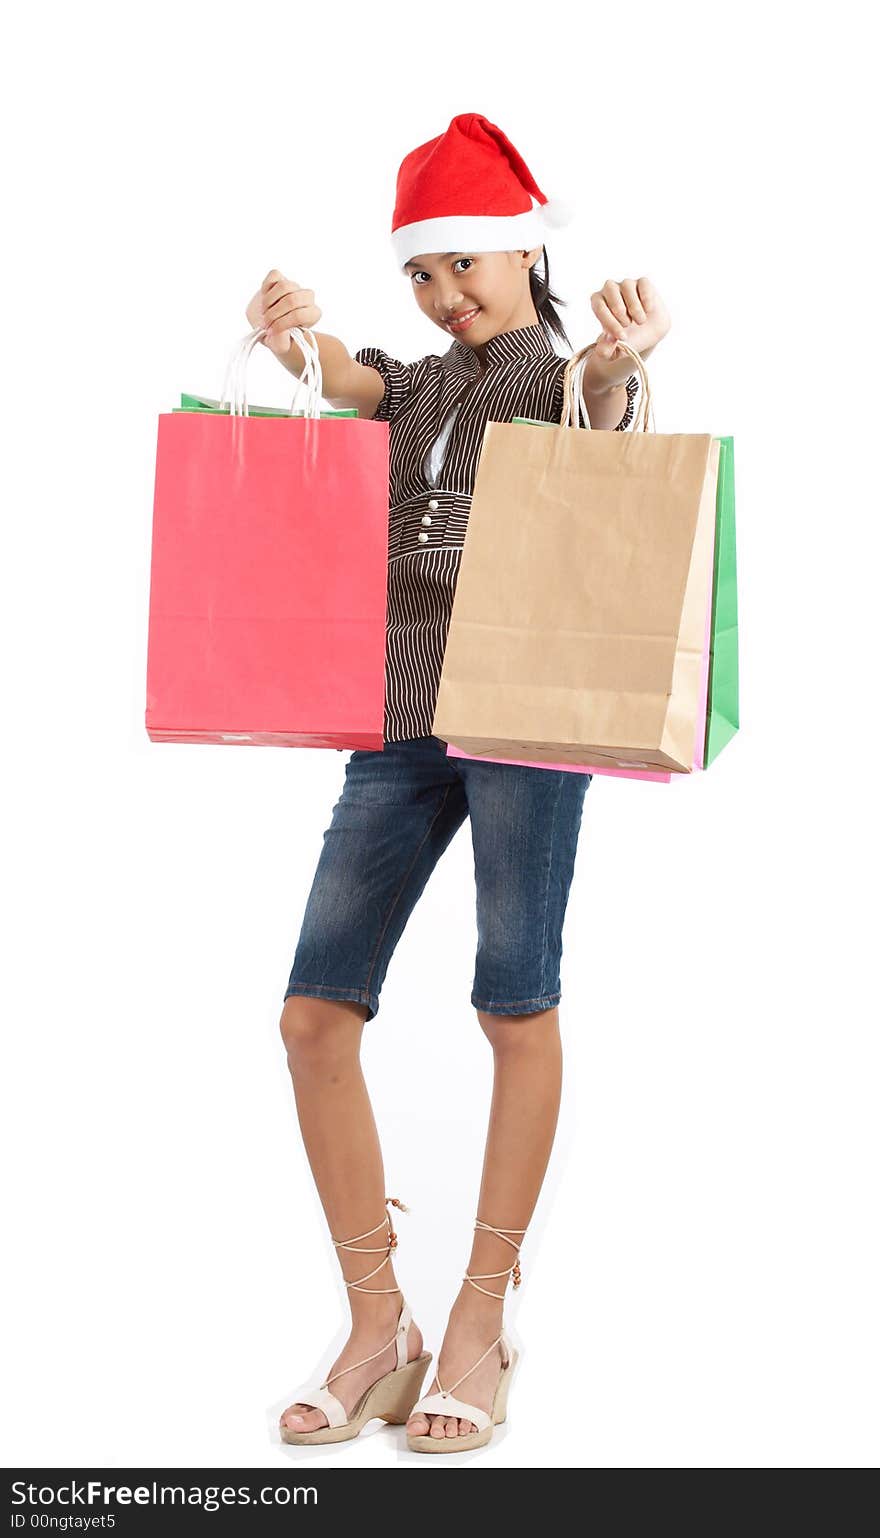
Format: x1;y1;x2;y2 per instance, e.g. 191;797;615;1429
450;321;558;376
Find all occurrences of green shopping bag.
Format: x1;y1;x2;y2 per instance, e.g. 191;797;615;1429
703;436;738;766
174;392;357;419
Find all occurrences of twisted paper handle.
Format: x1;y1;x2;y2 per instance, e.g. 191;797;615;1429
218;325;324;419
560;339;654;433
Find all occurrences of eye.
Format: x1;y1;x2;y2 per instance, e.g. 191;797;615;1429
412;256;473;284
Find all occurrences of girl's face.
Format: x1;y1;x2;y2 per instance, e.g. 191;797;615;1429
404;248;543;355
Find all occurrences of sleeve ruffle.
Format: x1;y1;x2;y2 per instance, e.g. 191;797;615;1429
354;346;419;423
614;373;640;431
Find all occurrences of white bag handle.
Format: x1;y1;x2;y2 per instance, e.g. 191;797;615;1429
286;327;324;418
218;326;324;418
222;329;263;418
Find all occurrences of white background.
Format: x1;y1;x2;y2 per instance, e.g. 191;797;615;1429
3;0;877;1472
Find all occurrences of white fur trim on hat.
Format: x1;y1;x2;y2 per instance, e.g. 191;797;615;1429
392;208;546;269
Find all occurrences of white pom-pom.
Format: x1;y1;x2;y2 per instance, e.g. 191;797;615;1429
541;197;573;229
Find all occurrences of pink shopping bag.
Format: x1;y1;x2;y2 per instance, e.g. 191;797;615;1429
145;328;389;749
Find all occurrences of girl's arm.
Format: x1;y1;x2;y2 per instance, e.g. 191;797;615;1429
276;330;387;419
247;269;387;418
582;377;634;431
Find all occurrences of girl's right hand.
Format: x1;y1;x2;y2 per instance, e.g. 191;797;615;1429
245;270;322;358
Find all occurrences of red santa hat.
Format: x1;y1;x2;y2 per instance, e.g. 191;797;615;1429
391;112;571;269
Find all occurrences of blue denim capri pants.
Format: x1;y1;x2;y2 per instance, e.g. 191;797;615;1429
283;735;591;1022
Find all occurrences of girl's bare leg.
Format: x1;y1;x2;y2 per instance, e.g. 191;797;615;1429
406;1007;563;1441
278;997;424;1436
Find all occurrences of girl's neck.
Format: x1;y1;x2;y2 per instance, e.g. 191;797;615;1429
471;298;541;366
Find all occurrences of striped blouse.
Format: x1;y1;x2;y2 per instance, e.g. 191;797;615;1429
354;322;640;743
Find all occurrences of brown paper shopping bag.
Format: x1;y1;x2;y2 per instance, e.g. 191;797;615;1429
432;343;719;773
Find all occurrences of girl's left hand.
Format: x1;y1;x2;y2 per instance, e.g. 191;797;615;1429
585;276;671;390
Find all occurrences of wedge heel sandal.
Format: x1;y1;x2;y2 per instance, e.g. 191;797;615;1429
280;1197;432;1447
406;1218;526;1454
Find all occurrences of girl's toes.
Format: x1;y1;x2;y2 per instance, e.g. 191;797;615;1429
429;1414;447;1439
281;1406;327;1434
407;1412;430;1436
445;1417;461;1437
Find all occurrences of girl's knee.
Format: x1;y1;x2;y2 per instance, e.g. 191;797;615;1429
279;995;367;1059
476;1005;560;1052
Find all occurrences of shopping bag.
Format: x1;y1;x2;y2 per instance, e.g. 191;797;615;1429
433;342;720;774
146;327;389;749
703;436;738;766
174;392;357;419
447;424;737;779
445;744;672;782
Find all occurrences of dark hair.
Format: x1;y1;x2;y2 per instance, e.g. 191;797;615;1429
529;245;571;351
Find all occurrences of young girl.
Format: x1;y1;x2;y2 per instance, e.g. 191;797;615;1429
248;113;670;1454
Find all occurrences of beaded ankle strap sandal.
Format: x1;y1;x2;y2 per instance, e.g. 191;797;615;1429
406;1218;525;1454
280;1197;432;1446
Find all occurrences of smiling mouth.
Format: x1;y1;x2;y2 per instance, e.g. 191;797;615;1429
445;308;481;332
